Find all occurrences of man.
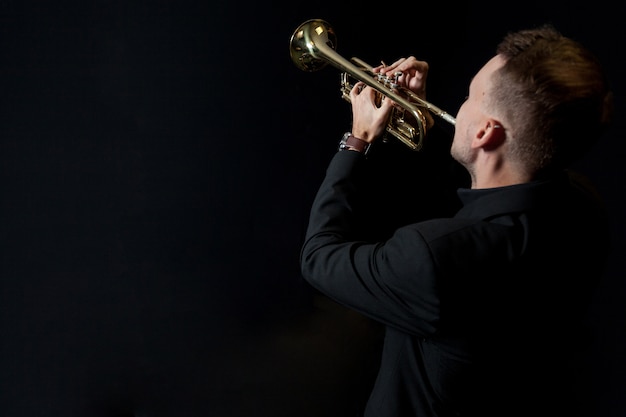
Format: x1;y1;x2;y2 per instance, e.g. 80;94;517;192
300;25;613;417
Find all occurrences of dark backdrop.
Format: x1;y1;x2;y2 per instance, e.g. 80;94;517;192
1;1;624;416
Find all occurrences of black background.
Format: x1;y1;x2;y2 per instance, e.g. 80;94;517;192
1;1;625;416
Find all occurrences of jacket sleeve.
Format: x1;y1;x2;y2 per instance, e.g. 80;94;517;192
300;150;440;336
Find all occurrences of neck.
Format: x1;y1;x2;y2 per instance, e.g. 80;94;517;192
471;172;529;189
468;154;531;189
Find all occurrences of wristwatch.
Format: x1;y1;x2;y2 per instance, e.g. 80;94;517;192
338;132;370;154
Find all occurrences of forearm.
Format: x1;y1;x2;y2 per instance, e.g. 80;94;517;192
301;150;366;258
300;150;439;335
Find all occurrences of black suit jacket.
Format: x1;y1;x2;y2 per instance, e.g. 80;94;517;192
301;150;609;417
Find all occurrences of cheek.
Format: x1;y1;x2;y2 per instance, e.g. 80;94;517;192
453;101;477;140
452;110;465;140
454;102;467;126
451;116;471;154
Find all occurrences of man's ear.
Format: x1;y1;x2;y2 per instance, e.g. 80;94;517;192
472;118;505;150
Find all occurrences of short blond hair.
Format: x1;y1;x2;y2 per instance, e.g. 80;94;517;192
489;25;613;176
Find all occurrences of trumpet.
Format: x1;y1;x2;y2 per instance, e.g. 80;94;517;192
289;19;456;151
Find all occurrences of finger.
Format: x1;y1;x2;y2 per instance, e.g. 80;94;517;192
388;57;407;69
350;81;365;99
363;85;380;101
380;95;395;110
396;57;428;75
380;58;404;76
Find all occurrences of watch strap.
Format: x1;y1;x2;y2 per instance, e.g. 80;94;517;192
339;132;370;154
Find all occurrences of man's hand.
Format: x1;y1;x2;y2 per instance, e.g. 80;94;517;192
349;81;394;143
373;56;429;99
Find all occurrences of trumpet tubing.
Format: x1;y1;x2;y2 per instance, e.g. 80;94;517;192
289;19;456;151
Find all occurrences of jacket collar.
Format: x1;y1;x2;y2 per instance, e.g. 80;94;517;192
454;173;569;220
